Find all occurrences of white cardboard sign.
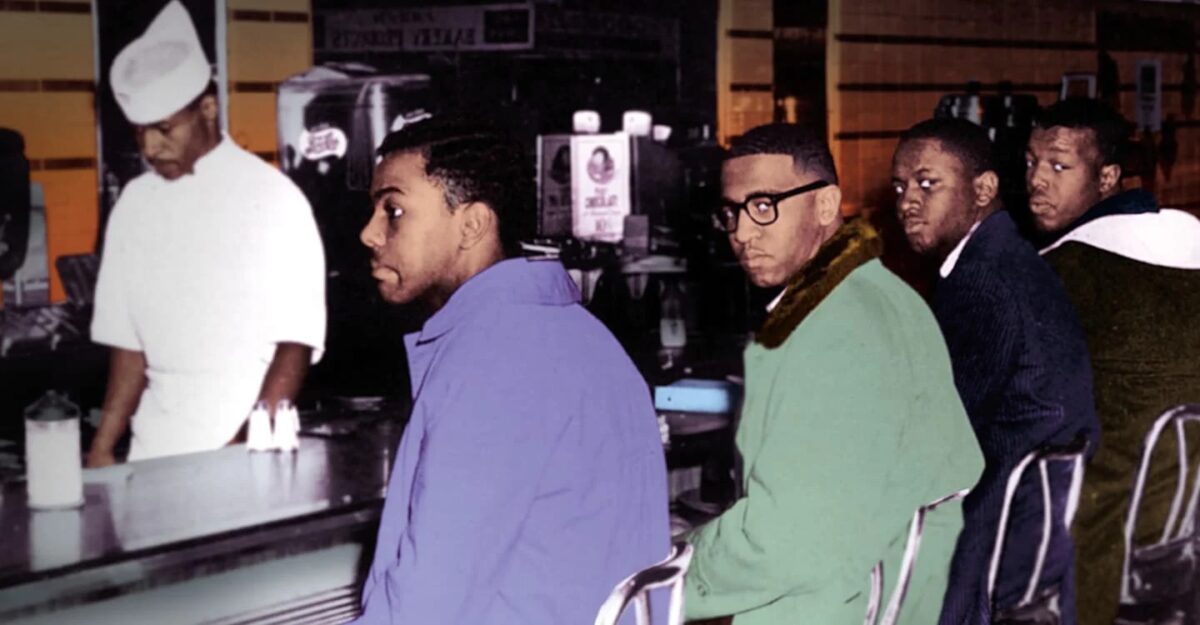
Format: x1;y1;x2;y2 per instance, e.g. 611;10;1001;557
570;133;630;243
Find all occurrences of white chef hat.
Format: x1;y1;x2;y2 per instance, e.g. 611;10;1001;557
110;1;213;125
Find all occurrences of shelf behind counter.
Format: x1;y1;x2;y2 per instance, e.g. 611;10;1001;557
0;411;407;624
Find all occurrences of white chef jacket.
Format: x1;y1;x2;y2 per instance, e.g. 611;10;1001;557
91;138;326;461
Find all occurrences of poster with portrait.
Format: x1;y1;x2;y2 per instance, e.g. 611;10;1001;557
569;133;630;243
93;0;226;251
535;134;573;237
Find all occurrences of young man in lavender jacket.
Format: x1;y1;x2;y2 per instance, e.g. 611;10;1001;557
350;114;669;624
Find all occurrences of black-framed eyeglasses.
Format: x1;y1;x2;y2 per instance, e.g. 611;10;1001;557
711;180;831;233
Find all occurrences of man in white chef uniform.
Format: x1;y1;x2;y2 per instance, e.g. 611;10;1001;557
87;1;326;465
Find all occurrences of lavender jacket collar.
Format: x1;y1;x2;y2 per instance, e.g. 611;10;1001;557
410;257;581;345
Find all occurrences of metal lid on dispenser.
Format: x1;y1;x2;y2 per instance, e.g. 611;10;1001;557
23;391;81;422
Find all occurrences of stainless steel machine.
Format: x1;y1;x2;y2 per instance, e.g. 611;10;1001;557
276;65;437;401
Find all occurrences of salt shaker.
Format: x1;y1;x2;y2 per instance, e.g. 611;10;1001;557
271;400;300;452
246;401;272;452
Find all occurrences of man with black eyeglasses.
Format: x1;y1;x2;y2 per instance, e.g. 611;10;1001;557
683;123;983;625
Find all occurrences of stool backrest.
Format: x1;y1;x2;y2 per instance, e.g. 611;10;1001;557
986;437;1089;609
865;489;970;625
1121;404;1200;603
595;542;694;625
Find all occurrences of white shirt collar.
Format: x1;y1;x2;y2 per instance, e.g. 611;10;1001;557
191;135;232;176
766;288;786;313
939;221;982;279
153;135;231;182
1039;209;1200;269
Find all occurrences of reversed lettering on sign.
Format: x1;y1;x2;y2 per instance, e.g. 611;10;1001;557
299;126;349;161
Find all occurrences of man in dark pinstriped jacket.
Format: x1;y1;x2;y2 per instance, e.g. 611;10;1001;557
892;118;1099;625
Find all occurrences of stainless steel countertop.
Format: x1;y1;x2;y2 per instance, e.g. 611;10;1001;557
0;414;405;589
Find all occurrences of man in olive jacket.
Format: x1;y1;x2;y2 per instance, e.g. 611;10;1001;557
684;123;984;624
1027;98;1200;624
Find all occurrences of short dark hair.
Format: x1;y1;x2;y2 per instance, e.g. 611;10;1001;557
1034;98;1131;167
0;127;25;154
376;114;534;257
898;118;995;178
727;123;839;185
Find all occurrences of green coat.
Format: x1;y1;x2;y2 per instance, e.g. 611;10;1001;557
684;255;984;625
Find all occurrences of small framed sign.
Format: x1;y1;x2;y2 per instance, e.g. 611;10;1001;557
1059;72;1097;100
1135;59;1163;132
